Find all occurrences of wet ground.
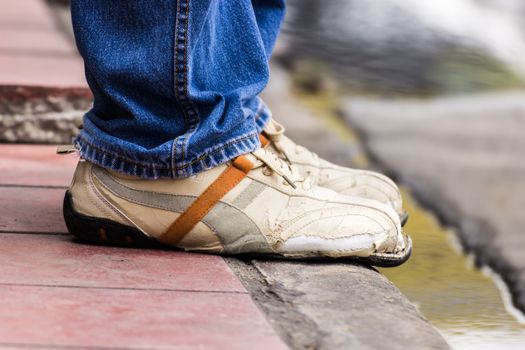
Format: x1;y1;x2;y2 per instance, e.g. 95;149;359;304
382;190;525;349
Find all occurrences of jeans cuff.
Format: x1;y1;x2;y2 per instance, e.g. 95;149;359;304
170;131;262;178
75;129;263;179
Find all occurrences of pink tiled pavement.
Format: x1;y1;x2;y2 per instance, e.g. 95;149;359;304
0;29;77;54
0;233;246;293
0;285;287;350
0;0;56;30
0;144;77;187
0;0;86;87
0;55;86;88
0;187;67;233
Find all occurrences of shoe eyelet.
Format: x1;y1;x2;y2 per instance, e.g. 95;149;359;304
263;167;273;176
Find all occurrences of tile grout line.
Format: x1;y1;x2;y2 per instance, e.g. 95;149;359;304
0;184;68;189
0;230;69;235
0;342;157;350
0;282;248;295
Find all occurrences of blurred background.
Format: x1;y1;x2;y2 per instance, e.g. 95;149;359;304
283;0;525;95
1;1;525;349
275;1;525;349
276;1;525;349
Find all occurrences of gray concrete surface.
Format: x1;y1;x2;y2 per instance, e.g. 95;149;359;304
252;260;449;349
224;64;450;350
341;92;525;313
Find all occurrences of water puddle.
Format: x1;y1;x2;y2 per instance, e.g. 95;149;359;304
381;190;525;349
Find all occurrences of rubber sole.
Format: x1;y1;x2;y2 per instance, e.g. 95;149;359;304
237;236;412;268
63;191;163;249
63;191;412;267
362;234;412;268
400;211;409;227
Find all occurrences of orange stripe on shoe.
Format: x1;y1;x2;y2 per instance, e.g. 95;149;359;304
158;155;254;246
259;133;270;148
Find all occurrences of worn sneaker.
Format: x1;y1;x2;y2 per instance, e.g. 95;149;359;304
262;119;408;225
63;148;411;266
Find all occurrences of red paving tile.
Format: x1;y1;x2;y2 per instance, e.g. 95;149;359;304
0;1;87;88
0;29;76;54
0;0;56;30
0;187;67;233
0;285;287;350
0;54;86;88
0;145;77;187
0;233;246;293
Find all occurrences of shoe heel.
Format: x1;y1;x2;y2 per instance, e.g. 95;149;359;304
63;191;162;248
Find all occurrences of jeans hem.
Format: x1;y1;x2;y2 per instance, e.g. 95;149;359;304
74;130;263;179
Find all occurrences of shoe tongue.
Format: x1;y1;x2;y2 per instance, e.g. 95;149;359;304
263;119;294;160
263;118;320;167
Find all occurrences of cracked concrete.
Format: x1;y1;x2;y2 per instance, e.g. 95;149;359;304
228;255;449;350
260;260;448;349
226;258;321;349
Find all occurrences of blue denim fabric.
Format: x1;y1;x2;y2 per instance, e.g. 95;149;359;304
70;0;285;178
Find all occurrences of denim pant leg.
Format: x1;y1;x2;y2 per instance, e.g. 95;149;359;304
70;0;285;179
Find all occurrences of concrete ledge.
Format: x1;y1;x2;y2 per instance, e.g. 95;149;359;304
230;259;450;349
0;85;91;143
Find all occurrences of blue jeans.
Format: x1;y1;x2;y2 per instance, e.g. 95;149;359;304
71;0;285;178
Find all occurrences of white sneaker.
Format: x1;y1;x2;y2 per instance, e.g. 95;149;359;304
63;148;411;266
262;119;408;225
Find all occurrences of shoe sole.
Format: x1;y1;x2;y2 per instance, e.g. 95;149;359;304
400;211;409;227
63;191;163;248
63;191;412;267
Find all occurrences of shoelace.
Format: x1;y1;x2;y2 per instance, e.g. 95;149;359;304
263;120;319;165
251;148;314;189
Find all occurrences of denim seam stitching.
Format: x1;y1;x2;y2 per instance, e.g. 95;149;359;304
172;0;201;178
172;0;185;177
181;0;201;164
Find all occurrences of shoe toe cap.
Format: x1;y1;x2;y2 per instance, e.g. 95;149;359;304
278;203;403;258
320;167;404;216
